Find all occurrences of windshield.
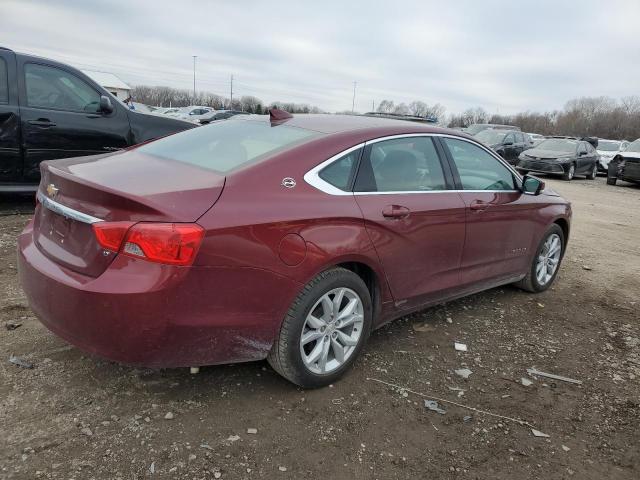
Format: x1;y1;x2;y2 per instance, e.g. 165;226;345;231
627;139;640;153
536;139;577;153
475;130;508;145
137;119;320;173
597;140;621;152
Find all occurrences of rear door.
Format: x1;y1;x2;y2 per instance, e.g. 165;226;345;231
502;132;517;162
583;142;597;173
575;142;588;173
353;135;466;309
440;136;538;286
17;58;131;182
0;49;22;183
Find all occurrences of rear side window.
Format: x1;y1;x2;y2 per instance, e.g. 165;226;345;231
354;136;446;192
137;119;320;173
0;58;8;104
25;63;101;112
319;148;361;191
443;138;515;191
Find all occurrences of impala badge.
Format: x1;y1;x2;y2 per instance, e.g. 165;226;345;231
46;183;59;198
281;177;296;188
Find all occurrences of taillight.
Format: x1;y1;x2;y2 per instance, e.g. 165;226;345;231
93;222;135;252
93;222;204;266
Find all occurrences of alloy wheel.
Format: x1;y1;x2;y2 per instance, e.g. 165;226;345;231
299;287;364;374
568;164;575;179
535;233;562;286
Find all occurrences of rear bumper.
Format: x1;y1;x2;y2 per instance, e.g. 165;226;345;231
17;222;301;368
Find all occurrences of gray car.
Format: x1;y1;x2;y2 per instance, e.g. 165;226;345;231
516;137;599;181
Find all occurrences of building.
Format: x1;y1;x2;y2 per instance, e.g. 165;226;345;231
82;70;131;100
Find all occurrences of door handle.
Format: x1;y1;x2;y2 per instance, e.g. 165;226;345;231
382;205;410;219
470;200;490;211
28;119;56;128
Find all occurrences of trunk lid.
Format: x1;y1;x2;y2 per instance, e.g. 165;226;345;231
34;151;224;277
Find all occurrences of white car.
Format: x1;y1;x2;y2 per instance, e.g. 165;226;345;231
176;106;215;123
597;139;629;172
527;133;545;147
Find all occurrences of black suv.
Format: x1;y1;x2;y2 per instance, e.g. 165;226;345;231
474;129;530;164
0;47;195;191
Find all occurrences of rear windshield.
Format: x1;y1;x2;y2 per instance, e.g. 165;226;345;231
627;139;640;153
597;140;621;151
137;119;320;173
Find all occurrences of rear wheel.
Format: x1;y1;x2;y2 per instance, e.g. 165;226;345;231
586;163;597;180
515;224;565;293
607;177;617;185
268;267;372;388
562;164;575;181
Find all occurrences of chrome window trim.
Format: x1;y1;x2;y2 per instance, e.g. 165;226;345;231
303;143;365;196
36;191;104;224
304;133;523;196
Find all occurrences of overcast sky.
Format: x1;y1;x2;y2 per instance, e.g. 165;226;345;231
3;0;639;115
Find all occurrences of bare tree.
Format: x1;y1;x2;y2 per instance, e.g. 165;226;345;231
376;100;395;113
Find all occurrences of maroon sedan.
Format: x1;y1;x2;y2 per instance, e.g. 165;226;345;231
18;111;571;388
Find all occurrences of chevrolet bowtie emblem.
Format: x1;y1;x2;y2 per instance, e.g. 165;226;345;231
46;184;59;198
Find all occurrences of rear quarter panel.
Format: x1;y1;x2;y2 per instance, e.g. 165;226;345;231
195;133;393;329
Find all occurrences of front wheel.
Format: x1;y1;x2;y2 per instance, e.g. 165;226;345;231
515;224;565;293
562;164;575;181
268;267;372;388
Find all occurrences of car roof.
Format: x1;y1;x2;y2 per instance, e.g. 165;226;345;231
234;113;464;138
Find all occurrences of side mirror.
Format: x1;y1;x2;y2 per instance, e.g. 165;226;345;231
504;141;514;146
99;95;114;114
522;175;545;195
579;151;587;157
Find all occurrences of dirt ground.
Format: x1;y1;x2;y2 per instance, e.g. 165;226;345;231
1;176;639;480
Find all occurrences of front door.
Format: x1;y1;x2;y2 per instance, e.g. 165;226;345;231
0;49;22;183
17;60;131;182
440;136;538;286
353;135;466;309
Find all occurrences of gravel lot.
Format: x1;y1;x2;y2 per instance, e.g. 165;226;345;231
1;176;639;479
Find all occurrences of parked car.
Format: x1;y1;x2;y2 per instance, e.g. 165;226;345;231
475;129;530;164
159;107;181;116
18;111;571;388
596;139;629;173
528;133;545;147
465;123;521;136
607;138;640;186
199;110;249;125
516;137;598;181
363;112;439;124
0;47;195;191
176;106;215;123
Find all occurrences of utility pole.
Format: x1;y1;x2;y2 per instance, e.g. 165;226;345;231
230;75;234;108
192;55;197;104
352;81;357;113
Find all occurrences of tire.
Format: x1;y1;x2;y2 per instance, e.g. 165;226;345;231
514;224;565;293
586;163;597;180
607;177;617;186
562;164;575;181
268;267;372;388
